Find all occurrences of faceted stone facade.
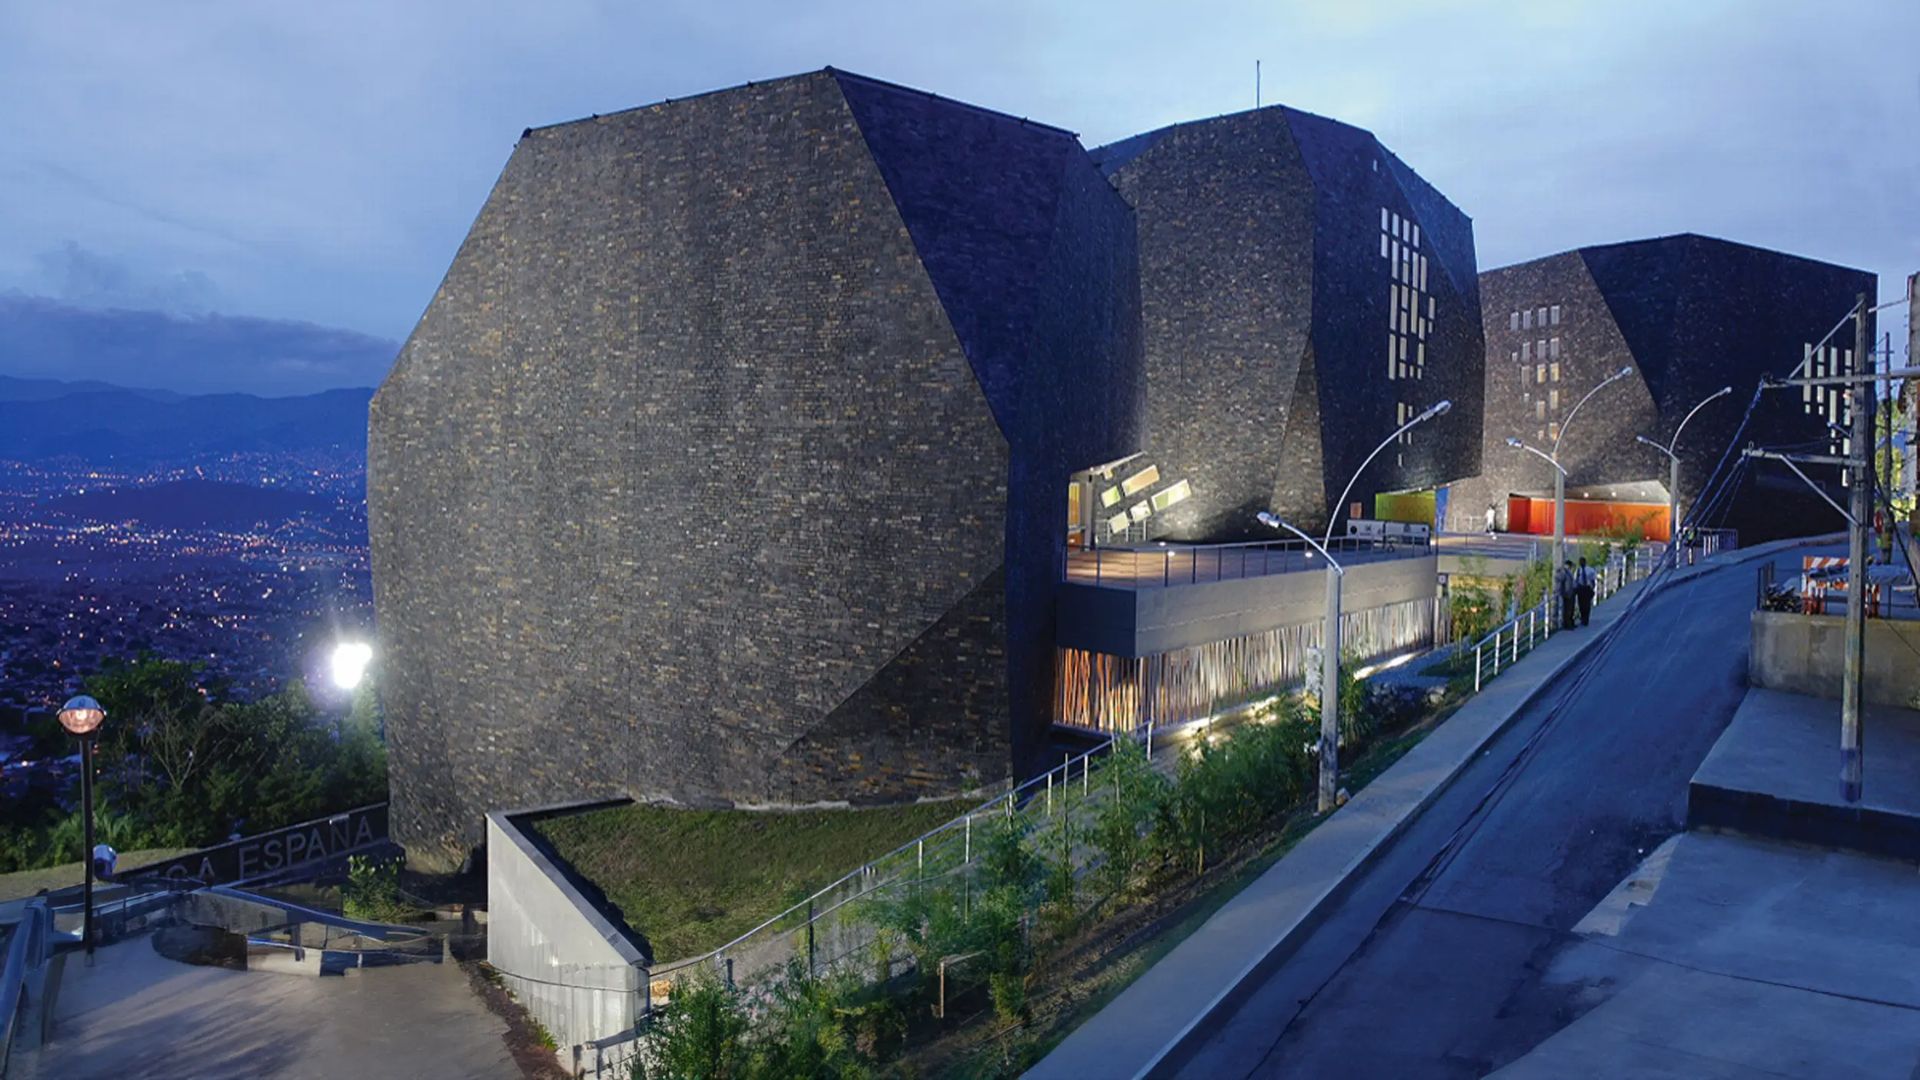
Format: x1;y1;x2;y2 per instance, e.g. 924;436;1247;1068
372;72;1480;868
1464;235;1876;541
371;70;1140;867
1093;106;1486;541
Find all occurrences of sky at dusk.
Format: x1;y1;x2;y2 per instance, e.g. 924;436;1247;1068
0;0;1914;392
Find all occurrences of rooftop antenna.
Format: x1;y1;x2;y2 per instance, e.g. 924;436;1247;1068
1256;60;1261;108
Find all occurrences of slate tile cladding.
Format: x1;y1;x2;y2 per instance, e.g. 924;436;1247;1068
370;69;1141;866
1472;234;1875;540
1092;105;1484;542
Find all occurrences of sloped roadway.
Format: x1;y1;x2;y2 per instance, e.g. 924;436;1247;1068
1166;550;1799;1079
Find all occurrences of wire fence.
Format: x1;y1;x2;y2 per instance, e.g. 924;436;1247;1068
564;545;1664;1075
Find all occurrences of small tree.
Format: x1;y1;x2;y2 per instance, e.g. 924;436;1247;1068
637;975;750;1080
1089;738;1168;901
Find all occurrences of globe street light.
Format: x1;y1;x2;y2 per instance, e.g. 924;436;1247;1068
1324;400;1453;548
1636;385;1733;545
59;694;107;957
1257;511;1346;813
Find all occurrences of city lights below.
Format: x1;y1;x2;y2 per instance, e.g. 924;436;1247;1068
330;641;374;690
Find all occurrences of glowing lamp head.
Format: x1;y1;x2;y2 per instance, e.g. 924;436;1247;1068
1504;436;1525;449
1256;511;1282;530
58;695;106;737
330;642;374;691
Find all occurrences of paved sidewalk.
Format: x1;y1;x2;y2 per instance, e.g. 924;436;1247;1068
1493;830;1920;1078
1029;531;1844;1079
13;932;516;1080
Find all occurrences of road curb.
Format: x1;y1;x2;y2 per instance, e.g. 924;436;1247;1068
1029;580;1651;1078
1032;533;1848;1080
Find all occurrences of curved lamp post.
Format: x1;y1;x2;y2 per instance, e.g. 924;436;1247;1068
1508;366;1634;580
59;695;107;957
1324;400;1453;548
1257;511;1346;813
1636;385;1733;544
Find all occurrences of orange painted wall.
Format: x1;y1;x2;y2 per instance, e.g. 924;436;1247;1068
1505;497;1670;542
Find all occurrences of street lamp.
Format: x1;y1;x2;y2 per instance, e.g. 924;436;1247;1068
1636;385;1733;545
1506;437;1569;623
330;641;374;691
1324;400;1453;548
1257;511;1346;814
59;694;107;958
1509;366;1635;580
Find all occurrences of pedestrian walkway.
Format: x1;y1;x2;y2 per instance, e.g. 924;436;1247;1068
13;932;516;1080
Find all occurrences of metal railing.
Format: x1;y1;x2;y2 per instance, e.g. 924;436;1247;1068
1067;535;1431;589
1468;550;1651;692
570;733;1151;1074
0;900;57;1073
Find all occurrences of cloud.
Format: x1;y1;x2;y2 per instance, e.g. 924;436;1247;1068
30;241;220;315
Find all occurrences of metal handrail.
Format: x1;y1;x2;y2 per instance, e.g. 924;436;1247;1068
1072;534;1432;588
1467;550;1649;691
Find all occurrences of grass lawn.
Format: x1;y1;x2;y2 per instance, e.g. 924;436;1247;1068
0;848;196;901
532;799;973;964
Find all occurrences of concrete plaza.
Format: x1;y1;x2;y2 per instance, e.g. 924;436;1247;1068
15;932;516;1080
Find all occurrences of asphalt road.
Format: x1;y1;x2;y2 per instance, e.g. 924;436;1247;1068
1169;548;1824;1079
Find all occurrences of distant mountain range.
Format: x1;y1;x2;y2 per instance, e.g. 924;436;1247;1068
43;478;344;532
0;294;396;398
0;374;371;464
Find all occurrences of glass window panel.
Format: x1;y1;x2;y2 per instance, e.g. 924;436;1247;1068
1108;513;1131;536
1537;364;1546;384
1099;485;1122;508
1510;311;1521;331
1128;501;1152;522
1120;464;1160;497
1150;479;1192;513
1550;304;1561;324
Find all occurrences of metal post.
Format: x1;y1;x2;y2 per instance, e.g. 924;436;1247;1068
1046;772;1052;815
1552;466;1566;625
1492;627;1500;675
81;736;95;958
1319;567;1341;813
1474;645;1482;692
1843;293;1871;803
1669;452;1682;550
1511;622;1519;663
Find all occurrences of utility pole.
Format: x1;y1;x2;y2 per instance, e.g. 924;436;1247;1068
1842;293;1870;803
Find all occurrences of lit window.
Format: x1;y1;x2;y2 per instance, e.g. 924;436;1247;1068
1511;350;1520;364
1550;304;1561;324
1108;513;1130;536
1428;296;1435;319
1389;335;1398;376
1549;337;1561;359
1099;486;1122;508
1150;480;1192;513
1550;362;1560;382
1522;341;1531;361
1120;464;1160;497
1416;342;1425;367
1536;364;1546;384
1128;501;1152;523
1549;389;1560;409
1412;224;1420;247
1381;234;1390;258
1536;401;1546;420
1381;207;1390;231
1510;311;1521;331
1549;422;1560;440
1537;306;1547;326
1524;309;1534;330
1418;256;1427;290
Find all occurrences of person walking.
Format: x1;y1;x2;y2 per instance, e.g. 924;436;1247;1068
1555;559;1576;630
1485;503;1497;536
1575;556;1597;627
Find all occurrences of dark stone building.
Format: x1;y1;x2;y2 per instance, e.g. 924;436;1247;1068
372;71;1479;866
1091;107;1485;542
1463;234;1875;542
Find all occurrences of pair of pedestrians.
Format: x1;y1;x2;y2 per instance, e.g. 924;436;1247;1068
1554;557;1597;629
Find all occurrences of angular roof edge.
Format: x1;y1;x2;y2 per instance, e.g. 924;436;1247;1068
519;67;1079;142
1484;233;1874;280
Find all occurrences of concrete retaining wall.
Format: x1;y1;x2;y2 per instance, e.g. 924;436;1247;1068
487;807;647;1051
1750;610;1920;707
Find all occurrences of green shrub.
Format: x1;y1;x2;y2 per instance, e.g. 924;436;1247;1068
637;975;750;1080
1089;738;1168;900
342;854;410;923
